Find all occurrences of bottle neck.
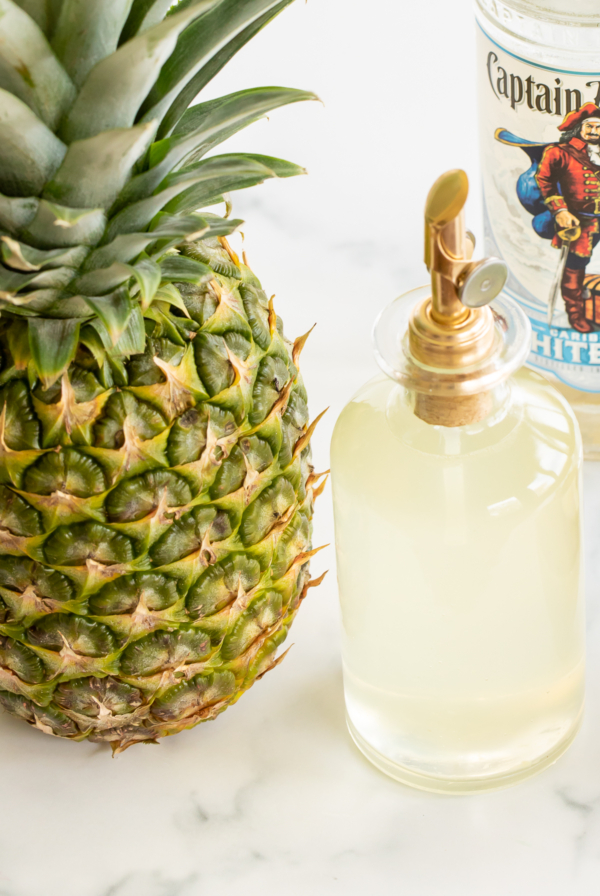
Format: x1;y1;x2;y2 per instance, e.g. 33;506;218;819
387;380;518;455
413;390;494;428
477;0;600;25
475;0;600;61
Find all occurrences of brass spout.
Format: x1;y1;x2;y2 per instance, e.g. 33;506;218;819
410;170;508;371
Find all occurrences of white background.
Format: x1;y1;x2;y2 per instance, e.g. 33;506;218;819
4;2;600;895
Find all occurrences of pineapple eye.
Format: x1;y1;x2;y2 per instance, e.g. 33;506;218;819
210;510;233;542
0;692;35;723
167;407;208;465
120;627;212;677
240;477;296;546
127;338;184;386
284;389;309;430
176;280;219;326
182;239;241;279
43;521;134;566
239;283;271;351
0;381;39;450
208;405;237;438
88;574;139;615
23;448;106;498
0;557;73;602
34;367;104;405
54;677;143;719
186;554;262;618
0;692;77;737
209;445;246;499
240;435;274;473
150;512;202;566
106;469;193;522
194;332;235;396
150;506;232;566
278;390;310;467
272;511;311;579
27;615;116;658
221;555;262;594
223;332;251;361
0;485;42;536
220;591;283;661
89;573;180;616
0;636;45;683
93;392;167;449
249;356;291;426
151;670;236;722
35;705;79;736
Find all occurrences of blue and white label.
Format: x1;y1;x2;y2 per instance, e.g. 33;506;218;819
478;25;600;392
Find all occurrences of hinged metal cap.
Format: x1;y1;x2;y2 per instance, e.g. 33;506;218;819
372;169;530;424
410;169;507;369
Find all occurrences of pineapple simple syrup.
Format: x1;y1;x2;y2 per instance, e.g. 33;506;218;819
331;172;585;793
475;0;600;457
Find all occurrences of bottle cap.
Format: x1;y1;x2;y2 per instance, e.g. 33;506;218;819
373;170;531;426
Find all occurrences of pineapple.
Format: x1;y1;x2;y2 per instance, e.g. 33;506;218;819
0;0;326;752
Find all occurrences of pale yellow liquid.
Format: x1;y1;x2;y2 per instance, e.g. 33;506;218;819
553;381;600;461
331;368;585;792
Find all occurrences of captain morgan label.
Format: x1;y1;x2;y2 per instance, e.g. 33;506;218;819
478;25;600;392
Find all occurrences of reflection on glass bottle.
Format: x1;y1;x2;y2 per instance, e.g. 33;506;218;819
331;171;585;793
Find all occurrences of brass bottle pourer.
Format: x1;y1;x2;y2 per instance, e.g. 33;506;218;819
373;168;529;428
409;170;508;370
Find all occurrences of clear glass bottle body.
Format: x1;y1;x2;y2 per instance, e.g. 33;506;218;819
331;366;584;793
475;0;600;458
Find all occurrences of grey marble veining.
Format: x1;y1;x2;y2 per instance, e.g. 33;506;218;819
101;875;199;896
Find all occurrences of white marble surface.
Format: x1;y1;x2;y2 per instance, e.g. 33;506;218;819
4;1;600;894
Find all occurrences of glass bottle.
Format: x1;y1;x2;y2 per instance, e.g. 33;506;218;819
331;170;585;794
475;0;600;458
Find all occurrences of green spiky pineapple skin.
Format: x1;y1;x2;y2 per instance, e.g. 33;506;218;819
0;238;319;751
0;0;322;750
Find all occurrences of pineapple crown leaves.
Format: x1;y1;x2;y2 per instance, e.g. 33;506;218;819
0;0;317;388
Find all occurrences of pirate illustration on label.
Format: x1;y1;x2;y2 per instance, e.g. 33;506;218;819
497;102;600;333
